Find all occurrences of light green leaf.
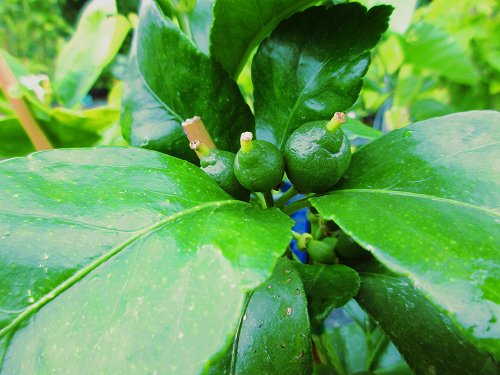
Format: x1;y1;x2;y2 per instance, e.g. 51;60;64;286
210;0;320;79
343;117;383;142
0;118;35;158
0;147;294;374
311;111;500;357
355;259;499;375
189;0;214;55
402;22;479;85
252;3;392;150
54;0;131;108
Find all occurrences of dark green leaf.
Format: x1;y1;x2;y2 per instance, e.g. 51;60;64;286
402;22;479;85
354;259;499;375
234;258;313;374
295;262;360;328
343;117;383;142
129;0;254;158
311;111;500;357
121;35;199;165
210;0;319;79
252;3;393;150
0;147;294;374
0;118;35;158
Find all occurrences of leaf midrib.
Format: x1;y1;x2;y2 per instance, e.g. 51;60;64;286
326;188;500;218
0;199;246;340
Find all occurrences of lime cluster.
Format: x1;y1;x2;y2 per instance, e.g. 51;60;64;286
190;112;352;201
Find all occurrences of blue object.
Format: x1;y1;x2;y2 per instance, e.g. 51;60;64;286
280;180;309;263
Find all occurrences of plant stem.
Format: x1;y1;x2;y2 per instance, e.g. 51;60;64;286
281;196;311;215
312;330;346;375
274;185;299;210
0;52;52;151
176;10;193;41
263;190;274;208
367;333;390;371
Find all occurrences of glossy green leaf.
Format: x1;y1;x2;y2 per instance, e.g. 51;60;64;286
252;3;393;150
343;117;383;142
295;262;360;328
54;0;131;108
0;147;294;374
0;118;35;158
402;22;479;85
234;258;313;374
210;0;319;79
121;35;199;165
311;111;500;357
354;259;499;375
130;0;254;157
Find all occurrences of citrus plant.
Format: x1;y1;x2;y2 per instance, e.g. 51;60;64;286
0;1;499;374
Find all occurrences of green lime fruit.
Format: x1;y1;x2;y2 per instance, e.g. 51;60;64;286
234;132;285;192
284;112;351;193
191;141;250;202
307;238;337;265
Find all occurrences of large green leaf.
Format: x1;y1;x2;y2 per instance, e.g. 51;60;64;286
295;262;360;328
402;22;479;85
121;34;199;165
252;3;393;150
311;111;500;357
210;0;319;79
128;0;254;158
54;0;131;108
234;258;313;374
354;259;499;375
0;147;294;374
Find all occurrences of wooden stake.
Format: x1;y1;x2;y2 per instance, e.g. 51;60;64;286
182;116;216;158
0;52;52;151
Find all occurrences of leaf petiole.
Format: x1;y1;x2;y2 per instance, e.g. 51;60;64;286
281;196;311;215
274;185;299;210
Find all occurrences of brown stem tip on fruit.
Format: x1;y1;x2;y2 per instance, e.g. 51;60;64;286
240;132;254;152
326;112;346;133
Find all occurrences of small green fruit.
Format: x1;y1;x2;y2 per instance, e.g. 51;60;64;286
191;141;250;202
234;132;285;192
284;112;351;193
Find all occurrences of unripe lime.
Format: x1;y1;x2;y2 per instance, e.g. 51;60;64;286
234;132;285;192
284;113;351;193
